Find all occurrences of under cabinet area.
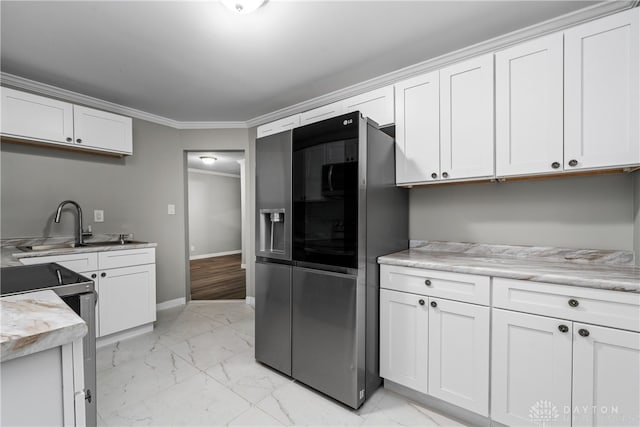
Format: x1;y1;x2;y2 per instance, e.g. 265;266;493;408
19;247;157;338
0;87;133;156
379;265;490;416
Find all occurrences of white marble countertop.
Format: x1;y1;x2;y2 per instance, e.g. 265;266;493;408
1;235;157;268
378;241;640;293
1;290;88;362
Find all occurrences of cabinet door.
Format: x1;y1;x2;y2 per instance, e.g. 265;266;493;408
379;289;428;393
495;33;564;177
440;54;494;180
565;8;640;170
492;309;572;427
19;251;99;273
1;86;74;145
343;86;394;127
299;101;344;126
572;323;640;427
394;71;440;184
73;105;133;155
98;264;156;337
256;115;300;138
428;298;489;416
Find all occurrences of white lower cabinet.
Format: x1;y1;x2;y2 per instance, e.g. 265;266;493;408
379;267;491;416
491;309;573;426
379;288;428;393
428;298;489;416
572;323;640;427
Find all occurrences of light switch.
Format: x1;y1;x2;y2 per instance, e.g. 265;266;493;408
168;204;176;215
94;210;104;222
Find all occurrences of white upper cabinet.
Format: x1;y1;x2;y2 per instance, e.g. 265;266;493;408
440;53;494;180
1;87;74;145
564;8;640;171
1;87;133;156
343;86;394;127
394;71;440;184
495;33;564;177
256;114;300;138
299;100;344;126
74;105;132;155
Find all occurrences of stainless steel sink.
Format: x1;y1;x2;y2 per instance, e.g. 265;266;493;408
17;240;146;252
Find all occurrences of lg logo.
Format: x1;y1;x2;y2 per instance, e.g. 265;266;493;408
343;119;353;126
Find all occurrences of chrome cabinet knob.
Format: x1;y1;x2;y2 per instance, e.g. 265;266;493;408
558;324;569;333
101;272;106;278
430;301;437;308
551;162;560;169
442;172;449;178
578;328;590;337
418;299;425;306
431;172;437;179
568;159;578;167
76;138;82;144
568;299;579;307
424;279;432;286
66;137;73;142
91;273;97;279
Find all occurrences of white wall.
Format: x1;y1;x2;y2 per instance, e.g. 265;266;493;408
188;170;241;257
410;174;635;252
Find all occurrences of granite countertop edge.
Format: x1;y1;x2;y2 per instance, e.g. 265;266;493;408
1;290;88;363
378;243;640;293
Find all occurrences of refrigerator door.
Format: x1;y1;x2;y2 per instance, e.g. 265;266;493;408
256;131;292;261
255;261;292;375
291;266;365;409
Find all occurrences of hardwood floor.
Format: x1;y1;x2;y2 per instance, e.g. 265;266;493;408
190;254;246;300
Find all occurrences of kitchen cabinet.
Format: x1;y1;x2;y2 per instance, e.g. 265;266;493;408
495;33;564;177
256;114;300;138
379;288;428;393
572;323;640;427
19;247;156;338
439;54;494;181
342;86;394;127
428;298;489;416
491;309;573;427
1;339;85;427
564;8;640;171
1;86;74;146
0;87;133;156
379;265;491;416
394;71;440;184
299;100;344;126
394;54;493;185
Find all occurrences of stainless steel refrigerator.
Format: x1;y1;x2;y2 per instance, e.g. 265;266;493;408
255;111;408;409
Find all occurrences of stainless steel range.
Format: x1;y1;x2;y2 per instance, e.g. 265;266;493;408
1;263;97;426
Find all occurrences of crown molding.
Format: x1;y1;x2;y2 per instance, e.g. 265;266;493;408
246;1;638;128
0;72;248;130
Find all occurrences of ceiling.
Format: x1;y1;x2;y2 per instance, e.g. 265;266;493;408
1;1;603;123
187;151;244;174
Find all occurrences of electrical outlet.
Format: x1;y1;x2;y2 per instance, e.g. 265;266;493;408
168;204;176;215
94;210;104;222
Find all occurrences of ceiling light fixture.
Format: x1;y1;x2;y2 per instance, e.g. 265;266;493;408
220;0;266;15
200;156;217;165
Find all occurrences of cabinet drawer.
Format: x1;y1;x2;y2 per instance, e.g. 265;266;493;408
493;278;640;332
19;252;98;273
380;265;490;305
98;248;155;270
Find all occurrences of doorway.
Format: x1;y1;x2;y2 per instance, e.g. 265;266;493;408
185;150;246;300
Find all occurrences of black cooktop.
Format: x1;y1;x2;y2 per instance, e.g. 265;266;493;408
1;263;93;296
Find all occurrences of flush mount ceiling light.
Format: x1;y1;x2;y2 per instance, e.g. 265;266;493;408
200;156;217;165
220;0;266;14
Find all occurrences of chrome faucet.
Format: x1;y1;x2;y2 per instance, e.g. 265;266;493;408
54;200;85;246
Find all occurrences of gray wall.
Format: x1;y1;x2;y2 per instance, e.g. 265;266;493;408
1;119;252;304
188;171;241;257
410;174;635;252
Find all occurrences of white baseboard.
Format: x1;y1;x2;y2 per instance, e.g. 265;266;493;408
156;297;186;311
246;296;255;306
190;250;242;260
96;323;154;348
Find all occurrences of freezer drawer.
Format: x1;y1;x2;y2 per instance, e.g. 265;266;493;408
292;266;364;408
255;261;292;375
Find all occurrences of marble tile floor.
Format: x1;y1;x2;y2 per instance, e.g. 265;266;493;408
96;301;466;426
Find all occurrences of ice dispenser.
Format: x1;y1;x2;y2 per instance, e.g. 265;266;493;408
259;208;286;254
